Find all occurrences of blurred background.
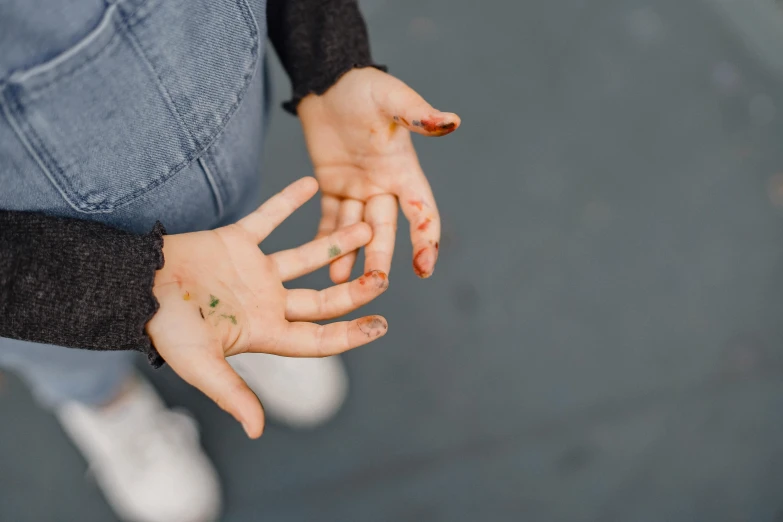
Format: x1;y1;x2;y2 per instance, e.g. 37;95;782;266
6;0;783;520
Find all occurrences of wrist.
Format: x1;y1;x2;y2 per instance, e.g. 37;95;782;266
285;65;388;116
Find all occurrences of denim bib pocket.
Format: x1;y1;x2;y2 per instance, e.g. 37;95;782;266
0;0;259;214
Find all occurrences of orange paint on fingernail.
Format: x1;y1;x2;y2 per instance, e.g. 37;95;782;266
417;217;432;231
413;247;434;278
412;115;457;136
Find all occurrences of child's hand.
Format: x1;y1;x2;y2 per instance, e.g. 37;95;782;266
297;67;460;281
145;178;389;438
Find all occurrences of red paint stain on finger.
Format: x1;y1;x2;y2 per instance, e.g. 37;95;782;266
408;199;425;211
412;116;458;136
413;247;435;278
417;217;432;231
359;270;389;289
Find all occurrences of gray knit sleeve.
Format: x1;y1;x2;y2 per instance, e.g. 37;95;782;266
267;0;387;115
0;211;165;367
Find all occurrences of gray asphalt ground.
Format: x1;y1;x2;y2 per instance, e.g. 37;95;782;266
5;0;783;520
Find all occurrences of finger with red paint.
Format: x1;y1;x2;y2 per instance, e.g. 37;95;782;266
363;194;398;276
298;67;460;279
329;198;365;283
397;180;441;278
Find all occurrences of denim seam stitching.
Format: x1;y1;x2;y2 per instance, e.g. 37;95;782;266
87;0;260;213
12;3;118;84
0;87;87;213
121;0;157;27
115;7;198;150
184;0;260;152
10;1;149;95
9;74;186;213
204;149;227;209
197;153;225;219
22;29;122;99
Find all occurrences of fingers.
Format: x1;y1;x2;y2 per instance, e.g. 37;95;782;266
285;270;389;321
329;199;365;283
363;194;398;275
397;178;441;278
315;194;341;240
171;351;265;439
235;177;319;244
379;78;461;137
270;222;372;282
256;316;389;357
315;167;387;201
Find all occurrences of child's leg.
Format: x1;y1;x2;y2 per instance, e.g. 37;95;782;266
0;339;135;408
0;4;268;519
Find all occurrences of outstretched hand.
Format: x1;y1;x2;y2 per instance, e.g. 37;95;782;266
146;177;389;438
298;67;461;282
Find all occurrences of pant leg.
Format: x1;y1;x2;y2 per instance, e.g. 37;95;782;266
0;339;135;408
0;0;269;407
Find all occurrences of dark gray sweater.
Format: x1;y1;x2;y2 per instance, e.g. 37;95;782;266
0;0;382;364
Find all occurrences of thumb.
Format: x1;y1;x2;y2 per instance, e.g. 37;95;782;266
379;77;461;137
147;288;265;438
175;352;265;439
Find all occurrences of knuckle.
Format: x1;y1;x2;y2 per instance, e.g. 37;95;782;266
315;325;328;355
317;289;330;313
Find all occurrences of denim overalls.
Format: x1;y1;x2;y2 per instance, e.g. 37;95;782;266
0;0;270;406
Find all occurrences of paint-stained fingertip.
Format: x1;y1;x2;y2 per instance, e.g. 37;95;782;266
358;270;390;290
357;315;389;338
414;112;461;137
395;112;461;137
413;245;438;278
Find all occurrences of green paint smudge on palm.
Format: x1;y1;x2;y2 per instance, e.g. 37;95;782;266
209;295;220;308
221;314;237;325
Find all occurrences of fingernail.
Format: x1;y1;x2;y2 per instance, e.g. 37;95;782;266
413;247;435;278
358;316;389;337
412;116;458;136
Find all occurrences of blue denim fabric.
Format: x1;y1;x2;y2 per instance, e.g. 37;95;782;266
0;0;270;407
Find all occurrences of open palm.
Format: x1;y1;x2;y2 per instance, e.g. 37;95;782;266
146;178;389;437
298;68;460;282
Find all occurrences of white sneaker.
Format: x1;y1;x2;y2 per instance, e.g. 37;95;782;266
56;376;221;522
228;354;348;429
